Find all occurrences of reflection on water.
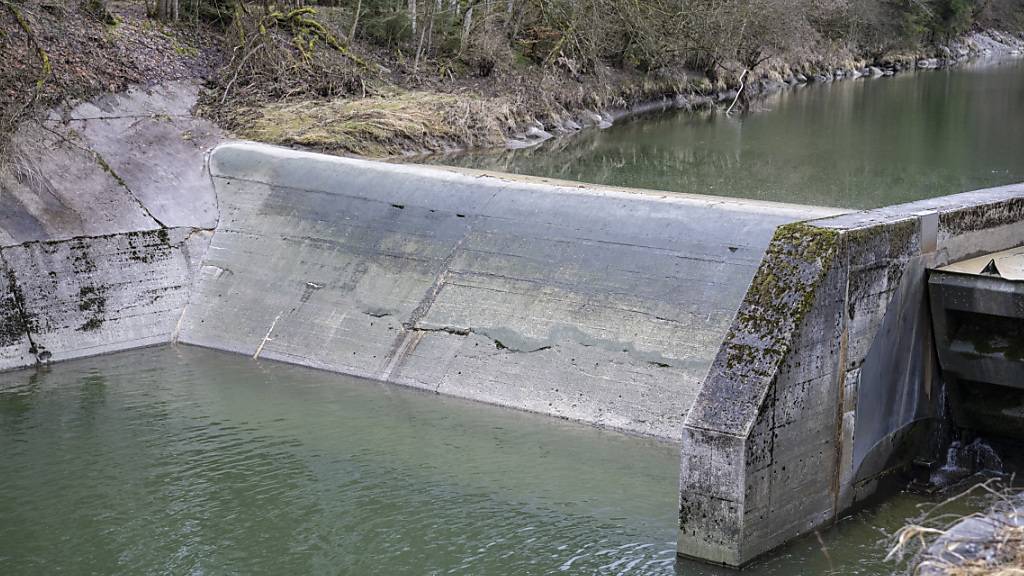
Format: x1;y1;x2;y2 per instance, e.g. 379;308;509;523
0;347;996;574
427;58;1024;209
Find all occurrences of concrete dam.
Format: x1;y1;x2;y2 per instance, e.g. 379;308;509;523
3;83;1024;567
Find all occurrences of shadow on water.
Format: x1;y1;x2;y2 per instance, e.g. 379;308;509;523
424;58;1024;210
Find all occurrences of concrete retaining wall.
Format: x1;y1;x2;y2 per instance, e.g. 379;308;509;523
0;229;211;370
175;142;836;439
678;185;1024;566
0;82;219;371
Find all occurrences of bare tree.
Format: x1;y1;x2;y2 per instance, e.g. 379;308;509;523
154;0;179;21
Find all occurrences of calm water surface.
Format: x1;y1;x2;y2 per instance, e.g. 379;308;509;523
430;58;1024;209
0;346;995;575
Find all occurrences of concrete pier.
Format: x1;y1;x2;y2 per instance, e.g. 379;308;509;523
679;187;1024;565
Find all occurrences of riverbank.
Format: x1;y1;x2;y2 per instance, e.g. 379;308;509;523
213;28;1024;158
2;1;1023;159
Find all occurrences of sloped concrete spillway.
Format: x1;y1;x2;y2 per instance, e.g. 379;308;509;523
177;142;838;439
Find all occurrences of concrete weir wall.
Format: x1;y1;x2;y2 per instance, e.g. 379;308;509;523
679;185;1024;566
175;142;835;439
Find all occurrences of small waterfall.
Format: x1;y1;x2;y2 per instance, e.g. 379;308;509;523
930;438;1005;486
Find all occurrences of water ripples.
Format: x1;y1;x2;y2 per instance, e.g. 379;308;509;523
0;346;681;575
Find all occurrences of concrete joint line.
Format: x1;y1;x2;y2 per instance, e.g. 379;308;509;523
380;227;474;381
203;148;222;225
831;248;852;518
915;210;939;254
172;227;213;344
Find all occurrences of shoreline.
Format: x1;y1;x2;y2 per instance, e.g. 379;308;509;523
489;30;1024;155
215;29;1024;161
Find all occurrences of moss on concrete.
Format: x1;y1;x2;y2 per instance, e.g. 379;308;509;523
727;222;840;369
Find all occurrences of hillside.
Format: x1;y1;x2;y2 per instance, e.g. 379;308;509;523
2;0;1023;157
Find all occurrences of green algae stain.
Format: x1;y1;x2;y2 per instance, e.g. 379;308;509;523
723;222;840;374
77;284;108;332
1;267;37;346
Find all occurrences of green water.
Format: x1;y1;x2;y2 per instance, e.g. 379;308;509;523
0;346;994;575
429;58;1024;209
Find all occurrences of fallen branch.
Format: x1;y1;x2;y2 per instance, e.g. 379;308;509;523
2;0;51;92
726;68;747;115
0;0;53;160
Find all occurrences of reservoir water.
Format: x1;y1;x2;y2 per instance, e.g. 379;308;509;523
0;347;997;575
429;58;1024;209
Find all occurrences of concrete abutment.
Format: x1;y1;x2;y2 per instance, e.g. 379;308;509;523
679;187;1024;566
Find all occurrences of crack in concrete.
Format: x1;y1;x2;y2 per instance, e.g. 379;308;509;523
0;226;214;250
91;151;168;229
34;119;169;230
410;325;471;336
172;228;213;343
61;114;193;121
379;226;474;380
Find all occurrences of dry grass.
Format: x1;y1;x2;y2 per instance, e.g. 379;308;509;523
232;90;515;157
886;479;1024;576
933;523;1024;575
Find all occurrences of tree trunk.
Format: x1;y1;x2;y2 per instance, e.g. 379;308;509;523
461;4;473;47
409;0;417;36
350;0;362;40
154;0;179;21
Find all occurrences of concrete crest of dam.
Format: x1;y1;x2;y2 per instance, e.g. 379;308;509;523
2;82;1023;566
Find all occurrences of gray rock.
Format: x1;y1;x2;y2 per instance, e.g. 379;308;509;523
716;89;738;102
525;126;553;141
